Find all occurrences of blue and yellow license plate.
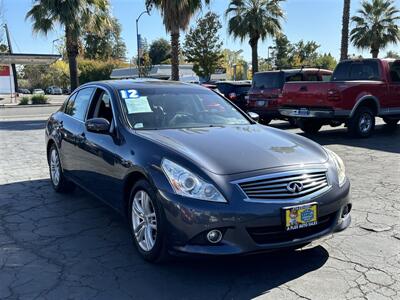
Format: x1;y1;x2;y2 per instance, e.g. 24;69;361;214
284;203;318;231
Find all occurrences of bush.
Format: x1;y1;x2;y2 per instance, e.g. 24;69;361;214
19;96;30;105
31;94;48;105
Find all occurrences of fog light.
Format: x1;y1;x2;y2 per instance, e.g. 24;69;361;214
206;229;223;244
341;204;352;218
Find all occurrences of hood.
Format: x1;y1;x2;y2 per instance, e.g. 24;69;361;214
137;125;328;175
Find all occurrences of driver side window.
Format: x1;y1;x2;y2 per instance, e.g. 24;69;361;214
87;88;114;124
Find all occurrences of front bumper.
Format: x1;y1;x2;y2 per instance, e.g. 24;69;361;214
156;179;351;256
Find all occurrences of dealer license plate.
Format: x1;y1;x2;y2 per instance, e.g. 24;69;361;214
284;203;318;231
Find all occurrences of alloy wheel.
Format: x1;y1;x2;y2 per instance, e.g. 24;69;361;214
131;190;157;252
359;113;372;133
50;149;60;186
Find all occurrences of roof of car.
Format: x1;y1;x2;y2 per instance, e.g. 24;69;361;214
81;79;206;91
255;68;332;75
216;80;251;86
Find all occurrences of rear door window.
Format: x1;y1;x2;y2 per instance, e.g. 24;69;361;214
333;61;380;81
332;62;351;81
389;61;400;83
286;73;304;82
65;87;95;121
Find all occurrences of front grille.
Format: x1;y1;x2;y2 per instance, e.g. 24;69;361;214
237;169;330;201
247;212;336;244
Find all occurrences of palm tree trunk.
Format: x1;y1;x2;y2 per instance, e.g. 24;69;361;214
249;37;259;75
340;0;351;61
170;30;180;81
371;49;379;58
66;27;79;91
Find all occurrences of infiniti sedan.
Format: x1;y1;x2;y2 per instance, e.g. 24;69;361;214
45;80;351;262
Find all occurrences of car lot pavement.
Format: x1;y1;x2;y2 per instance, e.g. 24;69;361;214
0;111;399;300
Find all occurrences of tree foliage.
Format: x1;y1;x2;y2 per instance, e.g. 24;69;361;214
183;12;223;81
83;18;126;60
350;0;400;58
221;49;248;80
149;38;171;65
226;0;284;74
146;0;210;80
386;50;400;58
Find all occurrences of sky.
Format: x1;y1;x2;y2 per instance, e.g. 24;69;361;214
1;0;399;62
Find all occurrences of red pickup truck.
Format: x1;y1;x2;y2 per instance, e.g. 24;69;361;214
279;59;400;137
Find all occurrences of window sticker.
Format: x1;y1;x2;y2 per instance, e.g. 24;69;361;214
124;96;153;113
120;89;140;99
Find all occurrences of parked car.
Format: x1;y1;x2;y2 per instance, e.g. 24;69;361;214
215;80;251;111
18;88;31;94
46;80;351;262
32;89;45;95
280;59;400;137
46;86;63;95
247;68;333;124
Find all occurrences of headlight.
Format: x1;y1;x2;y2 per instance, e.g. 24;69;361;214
325;148;346;187
161;159;227;203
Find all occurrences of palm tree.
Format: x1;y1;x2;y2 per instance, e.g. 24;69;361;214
146;0;209;81
225;0;284;74
340;0;351;61
350;0;400;58
26;0;111;91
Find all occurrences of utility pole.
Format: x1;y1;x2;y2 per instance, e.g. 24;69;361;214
4;24;18;95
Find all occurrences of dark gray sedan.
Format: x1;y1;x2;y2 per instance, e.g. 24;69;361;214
45;80;351;262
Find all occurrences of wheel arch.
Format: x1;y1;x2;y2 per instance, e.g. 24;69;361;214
122;170;151;217
350;96;380;117
46;139;56;164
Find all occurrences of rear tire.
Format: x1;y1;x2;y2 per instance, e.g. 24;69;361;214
348;107;375;138
288;117;297;127
48;144;75;193
383;117;399;126
128;179;168;263
298;119;323;134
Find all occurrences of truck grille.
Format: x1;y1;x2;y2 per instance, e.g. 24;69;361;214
236;169;330;201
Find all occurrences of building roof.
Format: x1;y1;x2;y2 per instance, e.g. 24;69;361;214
0;53;61;65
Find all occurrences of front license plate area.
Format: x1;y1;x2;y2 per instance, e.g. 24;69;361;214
284;203;318;231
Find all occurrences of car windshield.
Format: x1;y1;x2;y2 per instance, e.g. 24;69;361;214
118;87;251;130
252;72;285;89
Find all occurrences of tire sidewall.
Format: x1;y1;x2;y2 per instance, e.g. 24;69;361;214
352;107;375;137
128;179;166;262
48;144;62;191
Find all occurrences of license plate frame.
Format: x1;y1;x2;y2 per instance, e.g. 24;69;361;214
296;108;310;116
283;202;318;231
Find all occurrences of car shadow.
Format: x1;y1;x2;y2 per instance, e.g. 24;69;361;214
270;121;400;154
0;119;46;131
0;178;329;299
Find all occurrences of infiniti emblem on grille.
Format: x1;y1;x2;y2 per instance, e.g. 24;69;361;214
286;181;304;193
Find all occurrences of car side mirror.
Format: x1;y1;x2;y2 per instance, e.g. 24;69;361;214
85;118;110;133
248;112;260;122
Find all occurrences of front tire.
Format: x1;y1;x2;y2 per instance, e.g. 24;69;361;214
48;144;75;193
128;180;168;263
348;107;375;138
298;119;323;134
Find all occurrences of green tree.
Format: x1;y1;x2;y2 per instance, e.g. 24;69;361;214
221;49;248;80
315;53;337;70
26;0;111;90
340;0;351;60
386;50;400;58
78;59;126;84
274;34;293;67
83;18;126;60
226;0;284;74
146;0;210;81
149;38;171;65
350;0;400;58
183;12;223;81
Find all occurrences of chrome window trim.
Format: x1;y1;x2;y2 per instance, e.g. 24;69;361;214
232;168;332;204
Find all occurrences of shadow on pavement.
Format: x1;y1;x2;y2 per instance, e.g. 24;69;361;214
0;119;45;131
0;178;329;299
270;122;400;154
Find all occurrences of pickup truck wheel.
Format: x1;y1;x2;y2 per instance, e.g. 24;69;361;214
298;120;322;134
348;107;375;138
288;118;297;127
383;118;399;126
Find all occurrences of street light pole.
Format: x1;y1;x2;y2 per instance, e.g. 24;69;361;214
136;8;151;78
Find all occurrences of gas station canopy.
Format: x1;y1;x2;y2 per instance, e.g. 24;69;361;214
0;53;61;65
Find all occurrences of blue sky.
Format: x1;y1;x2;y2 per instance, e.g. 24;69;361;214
1;0;399;61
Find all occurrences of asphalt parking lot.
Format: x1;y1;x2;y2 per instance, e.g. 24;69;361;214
0;109;399;300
